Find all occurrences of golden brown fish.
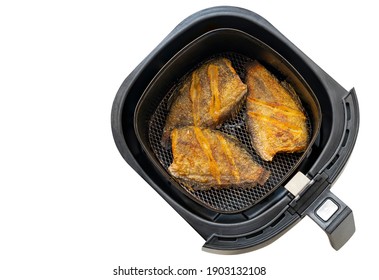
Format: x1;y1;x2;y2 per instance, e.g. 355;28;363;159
168;126;270;190
245;61;309;161
161;57;247;146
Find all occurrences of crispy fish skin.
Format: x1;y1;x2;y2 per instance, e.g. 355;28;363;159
161;57;247;146
168;126;270;190
246;61;309;161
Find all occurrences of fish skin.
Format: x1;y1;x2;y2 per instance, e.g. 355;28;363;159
168;126;270;190
246;61;309;161
161;57;247;147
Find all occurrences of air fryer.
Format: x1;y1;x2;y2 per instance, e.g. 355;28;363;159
111;6;359;252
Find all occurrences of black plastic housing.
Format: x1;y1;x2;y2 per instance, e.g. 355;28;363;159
111;6;359;252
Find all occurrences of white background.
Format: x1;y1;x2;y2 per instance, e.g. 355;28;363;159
0;1;377;279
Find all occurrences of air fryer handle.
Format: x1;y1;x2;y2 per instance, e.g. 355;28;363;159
306;189;355;250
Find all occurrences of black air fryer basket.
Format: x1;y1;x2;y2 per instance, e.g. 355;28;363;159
111;6;359;252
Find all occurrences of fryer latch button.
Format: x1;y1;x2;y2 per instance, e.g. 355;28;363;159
316;199;339;221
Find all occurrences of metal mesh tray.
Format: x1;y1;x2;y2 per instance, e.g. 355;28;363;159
148;52;311;213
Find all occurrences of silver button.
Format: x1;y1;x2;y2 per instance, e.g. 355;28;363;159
316;199;339;221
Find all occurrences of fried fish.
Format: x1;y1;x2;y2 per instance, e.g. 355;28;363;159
246;61;309;161
168;126;270;190
161;57;247;147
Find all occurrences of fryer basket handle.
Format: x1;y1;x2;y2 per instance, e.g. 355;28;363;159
306;189;355;250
